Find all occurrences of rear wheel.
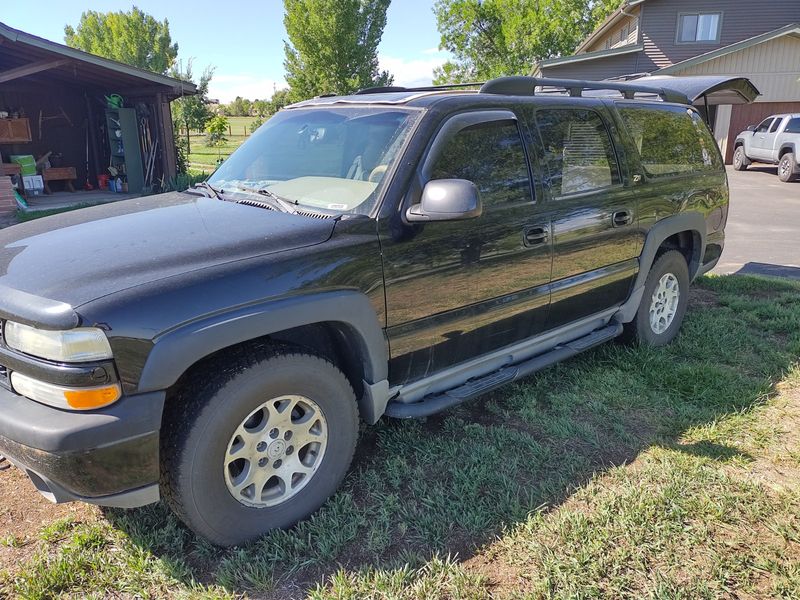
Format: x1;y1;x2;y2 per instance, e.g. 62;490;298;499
778;153;797;183
733;146;749;171
161;344;359;546
622;250;690;347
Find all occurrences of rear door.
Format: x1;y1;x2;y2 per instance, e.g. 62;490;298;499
526;103;640;329
380;109;551;385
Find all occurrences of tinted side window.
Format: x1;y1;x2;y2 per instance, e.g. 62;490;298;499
535;108;620;197
756;118;774;133
618;105;721;177
428;120;532;206
785;118;800;134
770;118;784;133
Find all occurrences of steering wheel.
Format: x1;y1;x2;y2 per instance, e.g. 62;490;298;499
368;165;388;183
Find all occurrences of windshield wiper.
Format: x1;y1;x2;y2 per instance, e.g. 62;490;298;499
235;186;298;214
194;181;223;200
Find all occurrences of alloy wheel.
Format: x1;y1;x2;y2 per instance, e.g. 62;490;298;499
224;395;328;508
649;273;680;335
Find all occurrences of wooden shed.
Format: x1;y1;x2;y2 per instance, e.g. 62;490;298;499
0;21;196;213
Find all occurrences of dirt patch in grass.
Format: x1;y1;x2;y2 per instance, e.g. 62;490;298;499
689;285;720;307
0;466;99;575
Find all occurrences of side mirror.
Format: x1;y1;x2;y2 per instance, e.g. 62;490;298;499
406;179;482;222
746;125;757;132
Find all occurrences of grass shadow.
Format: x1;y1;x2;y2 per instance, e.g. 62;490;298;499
101;274;800;597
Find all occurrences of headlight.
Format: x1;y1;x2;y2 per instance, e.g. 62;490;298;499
10;372;121;410
4;321;113;362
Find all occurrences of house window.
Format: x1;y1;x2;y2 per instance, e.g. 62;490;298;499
678;13;721;43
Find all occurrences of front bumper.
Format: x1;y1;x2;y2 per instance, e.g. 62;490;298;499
0;386;165;508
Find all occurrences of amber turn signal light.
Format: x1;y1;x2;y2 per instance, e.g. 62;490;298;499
63;385;122;410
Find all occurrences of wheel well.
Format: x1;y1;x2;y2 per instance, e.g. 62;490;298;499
657;231;700;275
164;322;368;419
779;146;795;159
734;140;744;148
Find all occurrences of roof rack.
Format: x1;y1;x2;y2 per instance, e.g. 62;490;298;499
479;76;690;105
355;82;484;95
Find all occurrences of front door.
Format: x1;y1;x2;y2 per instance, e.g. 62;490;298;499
380;110;551;385
528;103;640;329
750;117;776;161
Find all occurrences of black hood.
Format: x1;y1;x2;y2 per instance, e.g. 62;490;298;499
0;192;335;315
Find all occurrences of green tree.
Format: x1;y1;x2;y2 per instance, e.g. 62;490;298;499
252;99;271;117
268;89;293;114
283;0;393;101
64;6;178;74
433;0;622;83
205;115;229;147
170;59;215;157
226;96;253;117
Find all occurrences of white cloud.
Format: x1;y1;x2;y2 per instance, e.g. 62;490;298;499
379;51;450;87
208;50;452;102
207;73;287;104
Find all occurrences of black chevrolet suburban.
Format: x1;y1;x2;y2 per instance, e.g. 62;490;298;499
0;76;754;546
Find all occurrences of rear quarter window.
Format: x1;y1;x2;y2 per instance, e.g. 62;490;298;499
617;104;722;177
534;108;621;197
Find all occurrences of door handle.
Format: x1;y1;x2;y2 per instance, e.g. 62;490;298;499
612;210;633;227
523;225;548;247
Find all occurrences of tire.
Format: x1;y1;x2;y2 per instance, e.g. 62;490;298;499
778;153;797;183
733;146;749;171
622;250;690;347
161;343;359;546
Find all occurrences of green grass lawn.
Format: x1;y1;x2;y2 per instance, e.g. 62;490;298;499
1;274;799;599
186;116;254;173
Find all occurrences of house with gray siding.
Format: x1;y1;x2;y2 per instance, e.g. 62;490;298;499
534;0;800;163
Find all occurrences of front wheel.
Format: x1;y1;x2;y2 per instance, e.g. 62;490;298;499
161;344;359;546
622;250;690;347
733;146;749;171
778;153;798;183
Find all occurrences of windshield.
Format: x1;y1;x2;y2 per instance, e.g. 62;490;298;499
208;106;420;215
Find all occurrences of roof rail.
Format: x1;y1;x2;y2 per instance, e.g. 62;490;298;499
355;82;484;95
480;76;690;105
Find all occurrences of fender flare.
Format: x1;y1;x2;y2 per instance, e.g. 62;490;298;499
779;143;797;158
615;211;706;323
136;291;389;401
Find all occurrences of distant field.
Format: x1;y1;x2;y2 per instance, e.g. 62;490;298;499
185;116;256;172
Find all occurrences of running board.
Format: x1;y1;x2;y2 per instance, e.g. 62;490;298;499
384;322;623;419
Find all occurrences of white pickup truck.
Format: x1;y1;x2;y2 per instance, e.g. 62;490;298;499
733;114;800;182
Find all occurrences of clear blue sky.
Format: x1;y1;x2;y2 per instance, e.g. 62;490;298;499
2;0;450;102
